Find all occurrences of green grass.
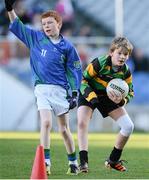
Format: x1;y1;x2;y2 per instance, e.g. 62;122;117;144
0;132;149;179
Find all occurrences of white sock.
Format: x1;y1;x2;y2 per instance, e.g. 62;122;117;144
69;160;78;166
45;159;51;166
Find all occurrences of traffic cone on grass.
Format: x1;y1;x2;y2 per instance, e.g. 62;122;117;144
30;145;48;179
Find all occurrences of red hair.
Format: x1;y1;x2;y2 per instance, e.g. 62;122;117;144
41;10;62;29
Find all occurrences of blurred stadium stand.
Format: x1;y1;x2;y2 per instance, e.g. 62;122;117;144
74;0;149;56
0;0;149;132
132;72;149;104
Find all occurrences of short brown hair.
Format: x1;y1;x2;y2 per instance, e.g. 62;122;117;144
41;10;62;29
109;36;133;55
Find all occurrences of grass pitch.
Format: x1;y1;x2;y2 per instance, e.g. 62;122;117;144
0;132;149;179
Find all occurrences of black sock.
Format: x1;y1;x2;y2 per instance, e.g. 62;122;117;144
79;150;88;164
109;147;122;162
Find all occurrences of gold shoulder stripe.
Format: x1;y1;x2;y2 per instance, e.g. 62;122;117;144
87;64;97;77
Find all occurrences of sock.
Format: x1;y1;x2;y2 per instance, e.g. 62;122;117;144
109;147;122;162
68;152;78;166
44;149;51;166
79;150;88;164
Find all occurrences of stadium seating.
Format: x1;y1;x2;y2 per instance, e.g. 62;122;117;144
74;0;149;56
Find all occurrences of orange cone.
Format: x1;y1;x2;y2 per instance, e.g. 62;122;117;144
30;145;48;179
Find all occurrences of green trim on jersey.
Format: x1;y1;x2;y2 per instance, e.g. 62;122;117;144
66;69;76;91
18;19;33;47
80;55;134;105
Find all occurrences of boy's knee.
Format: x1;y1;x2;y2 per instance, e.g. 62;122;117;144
116;114;134;137
78;119;87;129
123;120;134;136
59;126;67;135
42;119;51;128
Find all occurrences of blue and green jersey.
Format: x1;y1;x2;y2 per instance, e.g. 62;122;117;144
9;18;82;91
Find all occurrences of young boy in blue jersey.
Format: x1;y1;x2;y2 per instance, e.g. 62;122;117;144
5;0;82;175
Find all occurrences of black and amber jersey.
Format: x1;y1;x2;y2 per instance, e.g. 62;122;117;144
80;55;134;105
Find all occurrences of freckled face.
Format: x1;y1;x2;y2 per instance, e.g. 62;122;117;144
110;48;129;66
41;17;60;38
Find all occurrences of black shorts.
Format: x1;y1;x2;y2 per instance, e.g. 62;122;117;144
78;93;122;118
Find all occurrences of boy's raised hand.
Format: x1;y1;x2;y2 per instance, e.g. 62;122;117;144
5;0;16;11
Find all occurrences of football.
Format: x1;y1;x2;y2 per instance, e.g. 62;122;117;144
106;78;129;98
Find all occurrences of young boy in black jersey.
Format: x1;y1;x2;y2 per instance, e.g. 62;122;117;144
77;36;134;172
